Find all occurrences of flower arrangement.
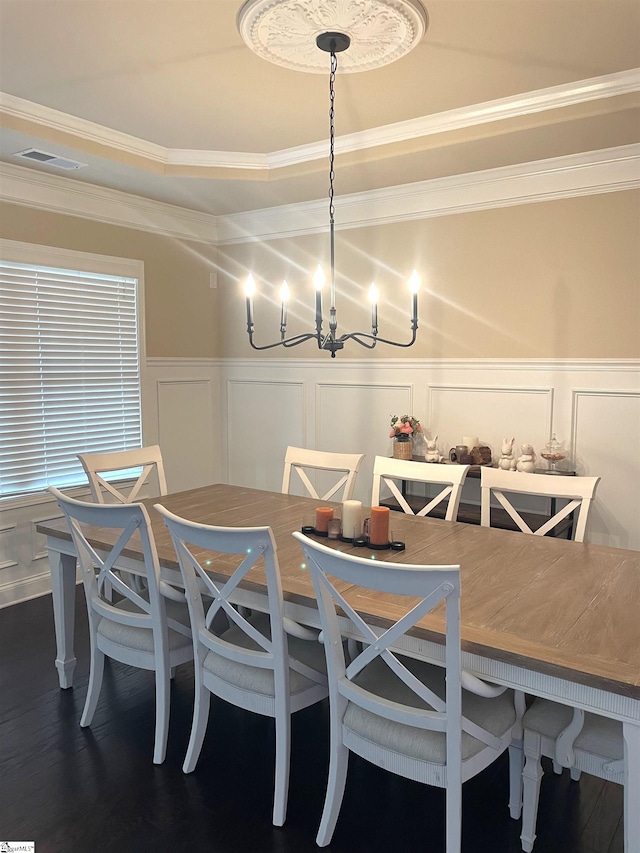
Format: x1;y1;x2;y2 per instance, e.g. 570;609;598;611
389;414;423;442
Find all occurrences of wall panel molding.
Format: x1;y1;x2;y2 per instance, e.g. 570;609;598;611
571;388;640;549
226;379;306;491
0;523;18;570
427;384;554;459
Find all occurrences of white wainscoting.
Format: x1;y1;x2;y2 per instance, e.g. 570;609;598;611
1;357;638;608
571;389;640;551
0;357;221;608
221;358;640;552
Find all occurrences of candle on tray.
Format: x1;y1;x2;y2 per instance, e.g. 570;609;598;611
341;500;363;540
463;436;479;451
369;506;390;546
315;507;334;535
327;518;341;540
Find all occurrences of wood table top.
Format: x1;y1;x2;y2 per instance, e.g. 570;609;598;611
38;483;640;700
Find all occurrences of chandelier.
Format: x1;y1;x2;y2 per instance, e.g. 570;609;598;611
238;0;428;357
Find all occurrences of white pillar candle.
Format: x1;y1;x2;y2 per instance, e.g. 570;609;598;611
463;436;479;450
341;500;363;539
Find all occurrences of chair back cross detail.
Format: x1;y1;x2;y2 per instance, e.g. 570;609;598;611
371;455;470;521
480;467;600;541
78;445;167;504
281;446;365;502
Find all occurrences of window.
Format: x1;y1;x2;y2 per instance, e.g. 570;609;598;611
0;240;144;498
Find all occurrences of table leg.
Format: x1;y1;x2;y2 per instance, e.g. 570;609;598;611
49;546;78;689
624;721;640;853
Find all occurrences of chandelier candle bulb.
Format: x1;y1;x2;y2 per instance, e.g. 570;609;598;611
368;283;379;333
314;266;324;332
409;270;420;325
342;500;363;540
279;281;290;334
244;274;256;327
370;506;390;546
315;507;334;535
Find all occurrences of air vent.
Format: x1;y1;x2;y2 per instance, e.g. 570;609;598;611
13;148;88;171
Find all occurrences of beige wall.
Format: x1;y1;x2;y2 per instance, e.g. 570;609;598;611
2;189;639;360
0;202;220;358
219;190;640;359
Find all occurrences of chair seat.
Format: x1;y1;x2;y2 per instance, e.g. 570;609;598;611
523;699;623;762
203;611;326;697
97;598;192;654
344;657;517;764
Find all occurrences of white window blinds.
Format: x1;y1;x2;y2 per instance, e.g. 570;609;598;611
1;254;143;497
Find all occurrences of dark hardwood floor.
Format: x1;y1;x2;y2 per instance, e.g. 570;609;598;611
1;589;624;853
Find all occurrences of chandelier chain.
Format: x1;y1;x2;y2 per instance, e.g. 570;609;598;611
328;51;336;226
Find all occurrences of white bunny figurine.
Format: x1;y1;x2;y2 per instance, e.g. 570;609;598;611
425;436;442;463
498;437;517;471
516;443;537;473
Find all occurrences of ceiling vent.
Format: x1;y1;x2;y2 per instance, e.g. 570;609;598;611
13;148;88;171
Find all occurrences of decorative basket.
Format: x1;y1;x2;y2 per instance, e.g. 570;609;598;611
393;439;413;460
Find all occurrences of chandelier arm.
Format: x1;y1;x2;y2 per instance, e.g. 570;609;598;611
340;328;419;348
247;332;319;351
282;333;322;348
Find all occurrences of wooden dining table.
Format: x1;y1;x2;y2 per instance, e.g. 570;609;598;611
37;483;640;852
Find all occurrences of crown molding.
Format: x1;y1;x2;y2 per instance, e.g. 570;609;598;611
217;144;640;243
273;69;640;167
0;161;219;243
2;144;638;244
2;69;638;173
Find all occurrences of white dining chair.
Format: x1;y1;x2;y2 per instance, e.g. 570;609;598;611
371;455;471;521
281;446;365;502
155;504;329;827
77;445;175;597
48;487;193;764
520;701;624;852
480;467;601;541
77;445;168;504
293;531;525;852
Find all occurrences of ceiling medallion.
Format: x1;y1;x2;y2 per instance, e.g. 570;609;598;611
237;0;428;73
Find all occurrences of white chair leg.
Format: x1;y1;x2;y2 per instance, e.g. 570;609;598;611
623;721;640;853
153;665;170;765
521;731;544;853
508;740;524;819
569;767;581;781
552;760;563;775
170;666;176;680
316;741;349;847
272;713;291;826
183;680;211;773
80;641;105;727
446;780;463;853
